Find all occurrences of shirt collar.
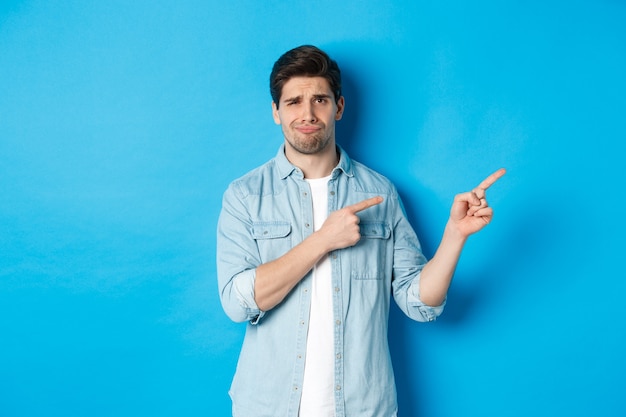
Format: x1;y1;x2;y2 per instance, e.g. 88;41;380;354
275;143;354;180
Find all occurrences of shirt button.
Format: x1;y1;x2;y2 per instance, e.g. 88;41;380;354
330;191;335;195
305;223;310;228
336;385;341;391
335;320;341;325
303;192;308;197
336;353;341;359
334;287;340;292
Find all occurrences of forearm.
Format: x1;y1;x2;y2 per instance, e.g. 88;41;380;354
419;220;467;306
252;197;382;312
254;231;330;311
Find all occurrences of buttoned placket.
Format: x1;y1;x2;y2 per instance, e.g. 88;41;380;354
328;176;346;417
288;170;315;416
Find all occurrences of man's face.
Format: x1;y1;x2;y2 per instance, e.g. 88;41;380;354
272;76;345;155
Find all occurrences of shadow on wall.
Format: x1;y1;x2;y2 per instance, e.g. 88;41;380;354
389;188;569;414
437;191;567;325
335;65;362;160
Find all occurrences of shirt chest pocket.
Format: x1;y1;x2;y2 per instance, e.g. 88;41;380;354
350;221;391;280
252;221;292;263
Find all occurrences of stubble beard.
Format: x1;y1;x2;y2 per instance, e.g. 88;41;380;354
284;126;334;155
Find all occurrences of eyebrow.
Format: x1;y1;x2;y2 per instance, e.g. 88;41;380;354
283;93;333;103
312;94;333;101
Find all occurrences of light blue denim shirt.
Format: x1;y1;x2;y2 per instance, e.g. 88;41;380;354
217;145;445;417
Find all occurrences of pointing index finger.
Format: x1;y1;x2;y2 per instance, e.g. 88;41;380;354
346;196;384;213
476;168;506;191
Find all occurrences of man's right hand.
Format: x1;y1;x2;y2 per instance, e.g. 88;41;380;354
318;196;384;251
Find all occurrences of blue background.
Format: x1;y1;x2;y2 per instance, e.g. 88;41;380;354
1;1;625;416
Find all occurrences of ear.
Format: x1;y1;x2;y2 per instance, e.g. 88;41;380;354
272;101;281;125
335;96;345;121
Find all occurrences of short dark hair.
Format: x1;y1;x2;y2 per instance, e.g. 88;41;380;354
269;45;342;108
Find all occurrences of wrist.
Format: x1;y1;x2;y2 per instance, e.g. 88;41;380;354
306;229;333;258
444;219;469;245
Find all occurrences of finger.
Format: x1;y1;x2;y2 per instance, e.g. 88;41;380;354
476;168;506;192
346;196;384;213
455;191;481;206
472;207;494;219
467;198;487;216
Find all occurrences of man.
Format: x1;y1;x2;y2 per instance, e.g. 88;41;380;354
217;45;505;417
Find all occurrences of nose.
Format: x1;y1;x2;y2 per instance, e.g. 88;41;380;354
301;102;317;123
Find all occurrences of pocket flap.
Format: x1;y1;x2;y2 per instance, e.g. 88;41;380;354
359;221;390;239
252;221;292;239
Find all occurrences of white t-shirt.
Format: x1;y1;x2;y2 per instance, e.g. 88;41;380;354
299;175;335;417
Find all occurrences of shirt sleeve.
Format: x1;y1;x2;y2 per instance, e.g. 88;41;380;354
390;191;446;322
216;183;265;324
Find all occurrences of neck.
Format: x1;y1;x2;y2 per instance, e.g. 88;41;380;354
284;141;338;179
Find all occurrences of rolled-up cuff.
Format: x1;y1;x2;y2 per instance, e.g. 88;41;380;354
408;279;446;322
233;269;265;325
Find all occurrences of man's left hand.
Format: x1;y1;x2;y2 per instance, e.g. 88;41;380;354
449;168;506;237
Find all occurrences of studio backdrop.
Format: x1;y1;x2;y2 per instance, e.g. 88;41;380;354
1;1;624;416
